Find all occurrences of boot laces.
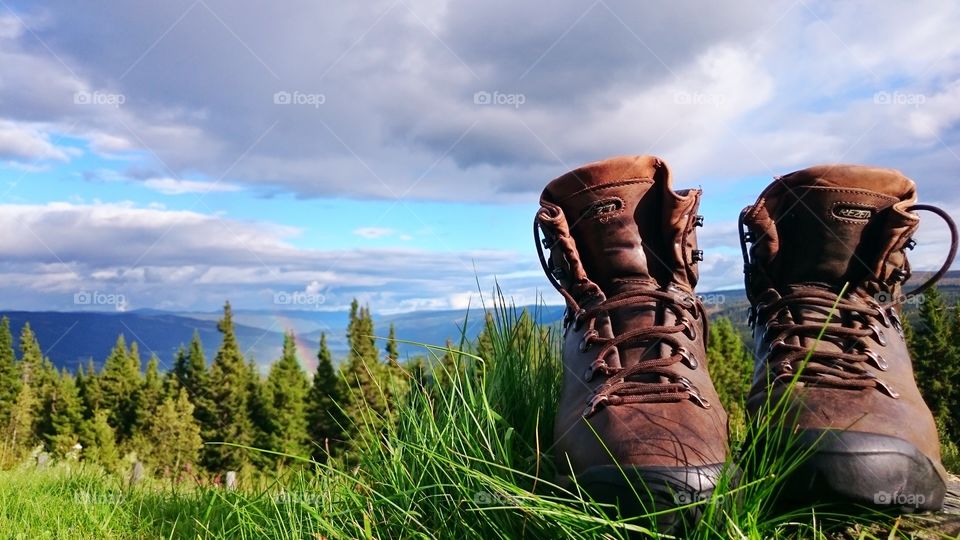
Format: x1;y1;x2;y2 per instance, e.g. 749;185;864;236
740;203;959;397
755;288;901;397
535;208;711;418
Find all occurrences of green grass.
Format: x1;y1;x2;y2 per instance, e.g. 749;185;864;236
0;298;953;539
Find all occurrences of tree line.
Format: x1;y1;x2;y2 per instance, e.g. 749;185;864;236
1;287;956;478
0;299;418;477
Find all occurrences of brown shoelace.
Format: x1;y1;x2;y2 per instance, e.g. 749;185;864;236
740;203;959;397
535;209;711;418
755;288;901;396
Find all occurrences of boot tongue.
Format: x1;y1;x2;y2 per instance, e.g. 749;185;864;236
542;155;673;293
541;155;692;372
764;180;900;290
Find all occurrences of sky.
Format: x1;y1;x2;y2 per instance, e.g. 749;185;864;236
0;0;958;314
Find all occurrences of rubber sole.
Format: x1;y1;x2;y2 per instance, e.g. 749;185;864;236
774;429;946;513
563;463;728;534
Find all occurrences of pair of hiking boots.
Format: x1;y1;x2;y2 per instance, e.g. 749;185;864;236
534;156;958;529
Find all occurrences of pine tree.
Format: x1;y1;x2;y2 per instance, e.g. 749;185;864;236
17;323;44;382
261;332;310;464
2;376;36;464
43;369;85;457
203;302;254;472
0;317;20;430
144;388;202;477
246;356;272;470
77;358;103;416
168;345;187;393
82;409;119;471
129;340;143;375
170;334;215;439
172;332;208;396
386;324;399;364
137;355;164;430
706;316;753;436
98;335;143;442
383;323;408;406
475;311;496;363
306;332;345;462
911;286;958;437
18;323;57;444
342;300;388;434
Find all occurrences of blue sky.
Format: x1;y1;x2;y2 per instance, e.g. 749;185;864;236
1;0;958;313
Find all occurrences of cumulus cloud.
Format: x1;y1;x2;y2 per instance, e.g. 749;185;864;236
0;202;533;311
0;119;73;162
2;1;958;204
0;1;958;311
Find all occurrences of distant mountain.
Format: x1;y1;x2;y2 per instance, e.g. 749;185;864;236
0;311;288;373
0;305;566;373
3;272;956;374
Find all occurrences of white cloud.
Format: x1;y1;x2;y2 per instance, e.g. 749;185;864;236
0;1;958;312
0;15;23;40
86;131;135;155
1;0;957;203
0;202;531;311
142;177;244;195
353;227;394;239
0;120;73;162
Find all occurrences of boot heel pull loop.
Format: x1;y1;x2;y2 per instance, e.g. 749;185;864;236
898;204;958;301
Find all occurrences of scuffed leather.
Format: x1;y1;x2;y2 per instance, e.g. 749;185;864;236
538;155;729;474
742;164;945;483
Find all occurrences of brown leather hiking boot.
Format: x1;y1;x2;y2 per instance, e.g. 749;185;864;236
738;164;958;512
534;155;730;526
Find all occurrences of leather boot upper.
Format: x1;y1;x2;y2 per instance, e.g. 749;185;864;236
739;164;947;479
536;155;728;474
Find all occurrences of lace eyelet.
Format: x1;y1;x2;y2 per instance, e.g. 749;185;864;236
888;309;904;338
582;395;609;418
688;393;711;409
676;378;710;408
582;368;594;382
867;324;887;346
876;379;900;399
676;347;698;370
680;318;697;339
578;329;598;354
863;349;888;371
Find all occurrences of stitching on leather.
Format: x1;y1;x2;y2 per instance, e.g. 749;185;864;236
560;178;653;201
797;186;898;200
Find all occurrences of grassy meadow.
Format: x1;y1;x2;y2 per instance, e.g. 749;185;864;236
0;301;955;539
